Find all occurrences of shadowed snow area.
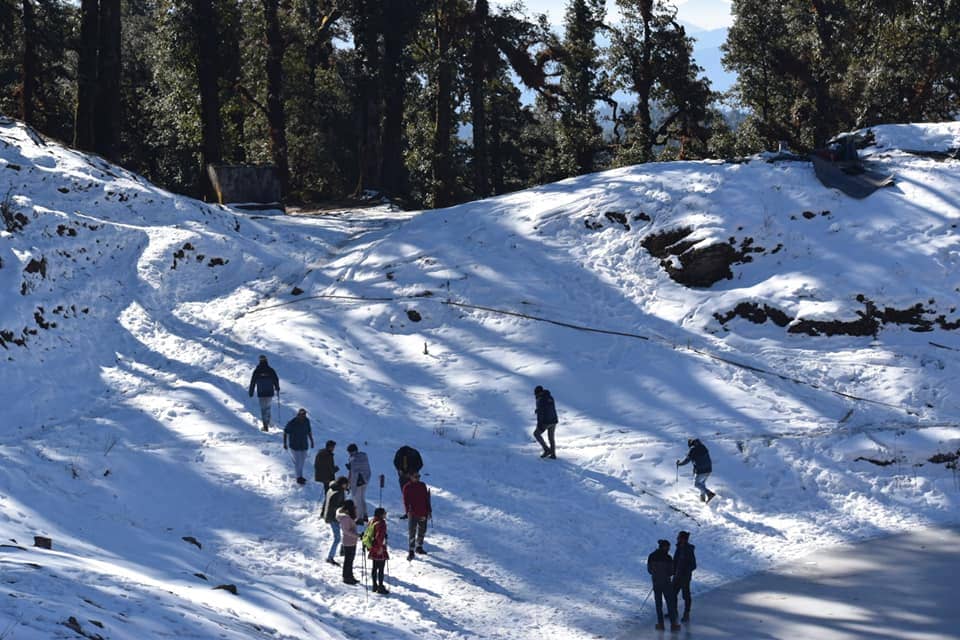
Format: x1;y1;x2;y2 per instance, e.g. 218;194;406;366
617;524;960;639
1;115;959;639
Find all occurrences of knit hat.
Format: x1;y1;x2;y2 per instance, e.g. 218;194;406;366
347;443;358;453
677;531;690;541
658;539;670;549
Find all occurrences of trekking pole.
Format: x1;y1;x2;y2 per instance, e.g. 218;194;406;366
361;540;368;601
378;474;384;507
638;586;654;617
276;390;281;426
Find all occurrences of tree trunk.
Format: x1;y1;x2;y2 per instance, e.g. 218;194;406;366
432;0;455;207
94;0;121;160
74;0;98;150
635;0;654;160
263;0;289;196
380;0;405;198
194;0;223;199
19;0;37;125
469;0;490;198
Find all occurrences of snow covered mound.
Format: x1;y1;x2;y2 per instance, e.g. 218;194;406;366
1;117;959;640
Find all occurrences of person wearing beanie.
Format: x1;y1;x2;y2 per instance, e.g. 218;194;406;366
677;438;715;503
345;443;372;522
647;539;681;631
533;385;558;459
673;530;698;622
247;355;280;431
283;408;314;485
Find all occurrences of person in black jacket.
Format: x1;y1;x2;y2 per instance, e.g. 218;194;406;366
393;445;424;520
647;539;680;631
673;530;698;622
248;355;280;431
315;440;339;486
677;438;715;502
321;476;349;565
533;385;558;459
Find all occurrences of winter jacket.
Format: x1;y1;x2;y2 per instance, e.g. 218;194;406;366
248;363;279;398
347;450;371;490
321;482;346;523
647;548;675;588
283;416;312;451
678;440;712;474
393;446;424;474
367;517;389;561
535;389;558;427
336;507;359;547
402;479;432;519
314;448;339;484
673;543;697;580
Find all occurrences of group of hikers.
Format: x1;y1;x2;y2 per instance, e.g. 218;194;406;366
249;355;715;619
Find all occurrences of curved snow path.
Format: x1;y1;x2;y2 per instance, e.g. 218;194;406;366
618;523;960;639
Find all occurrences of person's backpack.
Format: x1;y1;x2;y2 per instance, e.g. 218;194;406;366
361;522;376;551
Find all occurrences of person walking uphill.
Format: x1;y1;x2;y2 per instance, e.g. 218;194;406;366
346;444;371;522
321;476;350;566
248;355;280;431
533;385;558;459
315;440;339;486
402;471;431;561
366;507;390;595
677;438;715;503
647;539;681;632
283;408;314;485
673;530;698;622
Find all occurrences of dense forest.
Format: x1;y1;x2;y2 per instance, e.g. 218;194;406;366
2;0;958;207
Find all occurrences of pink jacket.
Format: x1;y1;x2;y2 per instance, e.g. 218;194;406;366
336;508;359;547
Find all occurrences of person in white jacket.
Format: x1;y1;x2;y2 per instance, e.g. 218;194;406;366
346;443;371;522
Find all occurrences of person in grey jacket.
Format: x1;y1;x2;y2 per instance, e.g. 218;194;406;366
647;539;680;631
346;444;371;522
248;355;280;431
533;385;558;459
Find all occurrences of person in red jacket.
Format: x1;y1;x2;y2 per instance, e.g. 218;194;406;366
367;507;390;595
401;471;432;561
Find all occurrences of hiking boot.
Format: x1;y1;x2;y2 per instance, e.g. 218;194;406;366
376;585;389;595
705;491;716;503
407;551;415;561
415;546;426;554
261;426;269;432
325;558;340;566
343;577;359;585
681;611;690;622
655;623;665;631
540;450;551;458
670;623;682;632
399;514;409;520
548;453;557;459
700;494;707;502
297;477;306;485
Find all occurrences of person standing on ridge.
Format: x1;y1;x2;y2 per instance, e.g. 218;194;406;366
315;440;339;486
283;408;314;485
647;539;681;632
677;438;715;503
248;355;280;431
533;385;558;459
393;445;423;519
673;530;698;622
321;476;350;566
346;443;372;522
402;471;431;561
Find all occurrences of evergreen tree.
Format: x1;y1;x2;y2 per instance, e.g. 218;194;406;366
557;0;606;175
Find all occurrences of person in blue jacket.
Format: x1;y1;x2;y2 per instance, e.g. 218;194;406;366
533;385;558;459
677;438;715;502
248;355;280;431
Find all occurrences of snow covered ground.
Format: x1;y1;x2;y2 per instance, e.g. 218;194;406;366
1;114;959;639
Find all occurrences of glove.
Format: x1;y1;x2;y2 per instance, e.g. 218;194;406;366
676;460;681;466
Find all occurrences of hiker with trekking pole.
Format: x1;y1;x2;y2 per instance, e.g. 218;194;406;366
248;354;280;431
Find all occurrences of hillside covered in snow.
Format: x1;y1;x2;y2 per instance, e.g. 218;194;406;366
1;115;959;639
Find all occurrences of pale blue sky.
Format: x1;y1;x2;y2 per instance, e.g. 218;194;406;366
499;0;734;32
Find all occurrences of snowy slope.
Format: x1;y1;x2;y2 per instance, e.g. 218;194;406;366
1;114;959;639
